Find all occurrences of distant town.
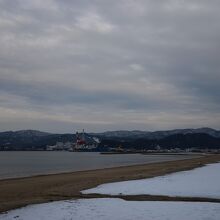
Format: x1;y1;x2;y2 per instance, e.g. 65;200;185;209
0;128;220;154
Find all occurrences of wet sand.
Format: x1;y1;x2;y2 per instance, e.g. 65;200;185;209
0;154;220;213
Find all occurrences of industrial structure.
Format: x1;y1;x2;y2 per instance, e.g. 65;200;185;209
72;129;98;151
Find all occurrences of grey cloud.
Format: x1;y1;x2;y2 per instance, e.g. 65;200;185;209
0;0;220;132
0;77;178;112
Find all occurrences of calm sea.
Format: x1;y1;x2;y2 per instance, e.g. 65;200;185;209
0;151;196;179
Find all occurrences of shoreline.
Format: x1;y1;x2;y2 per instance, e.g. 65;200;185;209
1;154;220;213
0;151;199;180
0;152;200;181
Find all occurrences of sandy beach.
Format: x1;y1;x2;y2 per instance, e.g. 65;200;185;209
1;154;220;213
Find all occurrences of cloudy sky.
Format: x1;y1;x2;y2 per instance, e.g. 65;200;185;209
0;0;220;133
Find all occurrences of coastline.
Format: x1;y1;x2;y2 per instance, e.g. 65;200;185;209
0;152;198;180
1;154;220;213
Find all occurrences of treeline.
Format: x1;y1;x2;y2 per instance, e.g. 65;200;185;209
0;130;220;151
98;133;220;150
0;132;74;150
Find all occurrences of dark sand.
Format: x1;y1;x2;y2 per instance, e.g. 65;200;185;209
1;154;220;213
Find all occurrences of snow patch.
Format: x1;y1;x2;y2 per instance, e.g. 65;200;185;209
0;198;220;220
82;163;220;198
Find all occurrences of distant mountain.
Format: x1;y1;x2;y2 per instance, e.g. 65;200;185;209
90;130;150;138
14;130;51;137
0;130;68;150
0;128;220;150
0;130;51;138
92;128;220;139
0;130;98;150
99;133;220;150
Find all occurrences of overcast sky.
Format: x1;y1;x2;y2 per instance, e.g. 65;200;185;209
0;0;220;133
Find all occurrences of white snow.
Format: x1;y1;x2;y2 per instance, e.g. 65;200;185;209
1;163;220;220
82;162;220;198
0;198;220;220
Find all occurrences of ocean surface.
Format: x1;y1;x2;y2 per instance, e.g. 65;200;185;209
0;151;197;179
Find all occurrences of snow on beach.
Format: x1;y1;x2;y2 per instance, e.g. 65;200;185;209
1;163;220;220
0;198;220;220
82;162;220;198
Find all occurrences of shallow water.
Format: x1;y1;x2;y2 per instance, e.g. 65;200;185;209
0;151;196;179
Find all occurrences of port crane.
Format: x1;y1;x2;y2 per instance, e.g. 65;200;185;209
71;129;99;151
74;129;86;149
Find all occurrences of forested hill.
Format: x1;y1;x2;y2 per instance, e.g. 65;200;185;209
99;133;220;150
0;128;220;150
